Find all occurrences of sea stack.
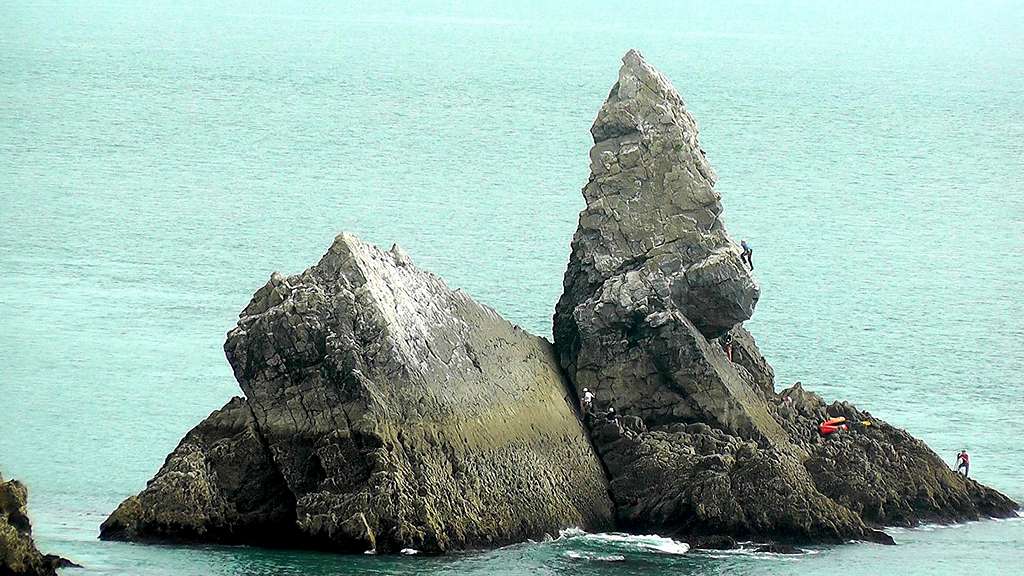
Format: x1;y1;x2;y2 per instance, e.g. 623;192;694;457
102;234;614;553
101;49;1017;555
552;49;1016;544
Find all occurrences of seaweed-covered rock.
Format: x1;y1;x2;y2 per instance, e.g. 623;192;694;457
104;234;613;553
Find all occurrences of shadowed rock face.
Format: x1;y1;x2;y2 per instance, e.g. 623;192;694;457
1;474;75;576
100;398;299;546
553;50;1017;545
103;234;613;553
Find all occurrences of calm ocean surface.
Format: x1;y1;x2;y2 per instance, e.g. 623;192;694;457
2;1;1022;574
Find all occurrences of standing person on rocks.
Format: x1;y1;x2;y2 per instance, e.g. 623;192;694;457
580;388;595;414
740;240;753;270
580;388;596;426
956;450;970;477
720;332;734;362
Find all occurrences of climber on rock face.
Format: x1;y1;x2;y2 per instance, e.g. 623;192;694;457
956;450;970;477
580;387;595;414
740;240;753;270
720;332;734;362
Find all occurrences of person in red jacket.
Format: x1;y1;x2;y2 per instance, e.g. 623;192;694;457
818;417;848;436
956;450;970;477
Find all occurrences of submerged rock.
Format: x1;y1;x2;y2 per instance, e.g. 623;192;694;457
1;474;76;576
553;49;1016;545
103;234;613;553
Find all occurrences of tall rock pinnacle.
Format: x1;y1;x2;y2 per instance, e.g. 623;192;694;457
554;49;772;439
556;49;757;354
553;50;1016;545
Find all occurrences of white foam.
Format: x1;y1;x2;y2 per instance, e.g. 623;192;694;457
556;528;689;555
400;548;419;555
564;551;626;562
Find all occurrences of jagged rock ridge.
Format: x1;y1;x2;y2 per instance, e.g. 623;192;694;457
102;234;614;553
552;49;1017;545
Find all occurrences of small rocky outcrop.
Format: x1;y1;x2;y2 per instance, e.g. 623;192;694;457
553;49;1016;545
776;383;1018;526
1;474;76;576
103;234;614;553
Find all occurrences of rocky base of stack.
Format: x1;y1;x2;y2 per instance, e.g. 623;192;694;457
552;49;1018;547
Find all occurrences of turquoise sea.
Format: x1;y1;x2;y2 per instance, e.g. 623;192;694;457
2;1;1022;574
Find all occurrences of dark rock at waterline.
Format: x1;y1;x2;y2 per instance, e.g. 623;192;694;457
100;397;300;546
103;234;613;554
755;543;804;555
688;534;737;550
1;474;77;576
552;49;1015;546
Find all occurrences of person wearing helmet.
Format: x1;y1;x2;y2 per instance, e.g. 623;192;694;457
580;387;595;415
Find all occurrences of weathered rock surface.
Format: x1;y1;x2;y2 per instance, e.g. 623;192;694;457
103;234;613;553
1;474;76;576
776;383;1018;526
553;49;1017;545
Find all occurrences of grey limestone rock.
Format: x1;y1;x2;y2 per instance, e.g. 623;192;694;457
101;49;1017;555
99;397;297;546
553;49;1016;545
775;383;1018;527
104;234;613;553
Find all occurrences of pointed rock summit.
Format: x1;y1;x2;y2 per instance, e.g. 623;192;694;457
553;50;1016;545
554;49;779;443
